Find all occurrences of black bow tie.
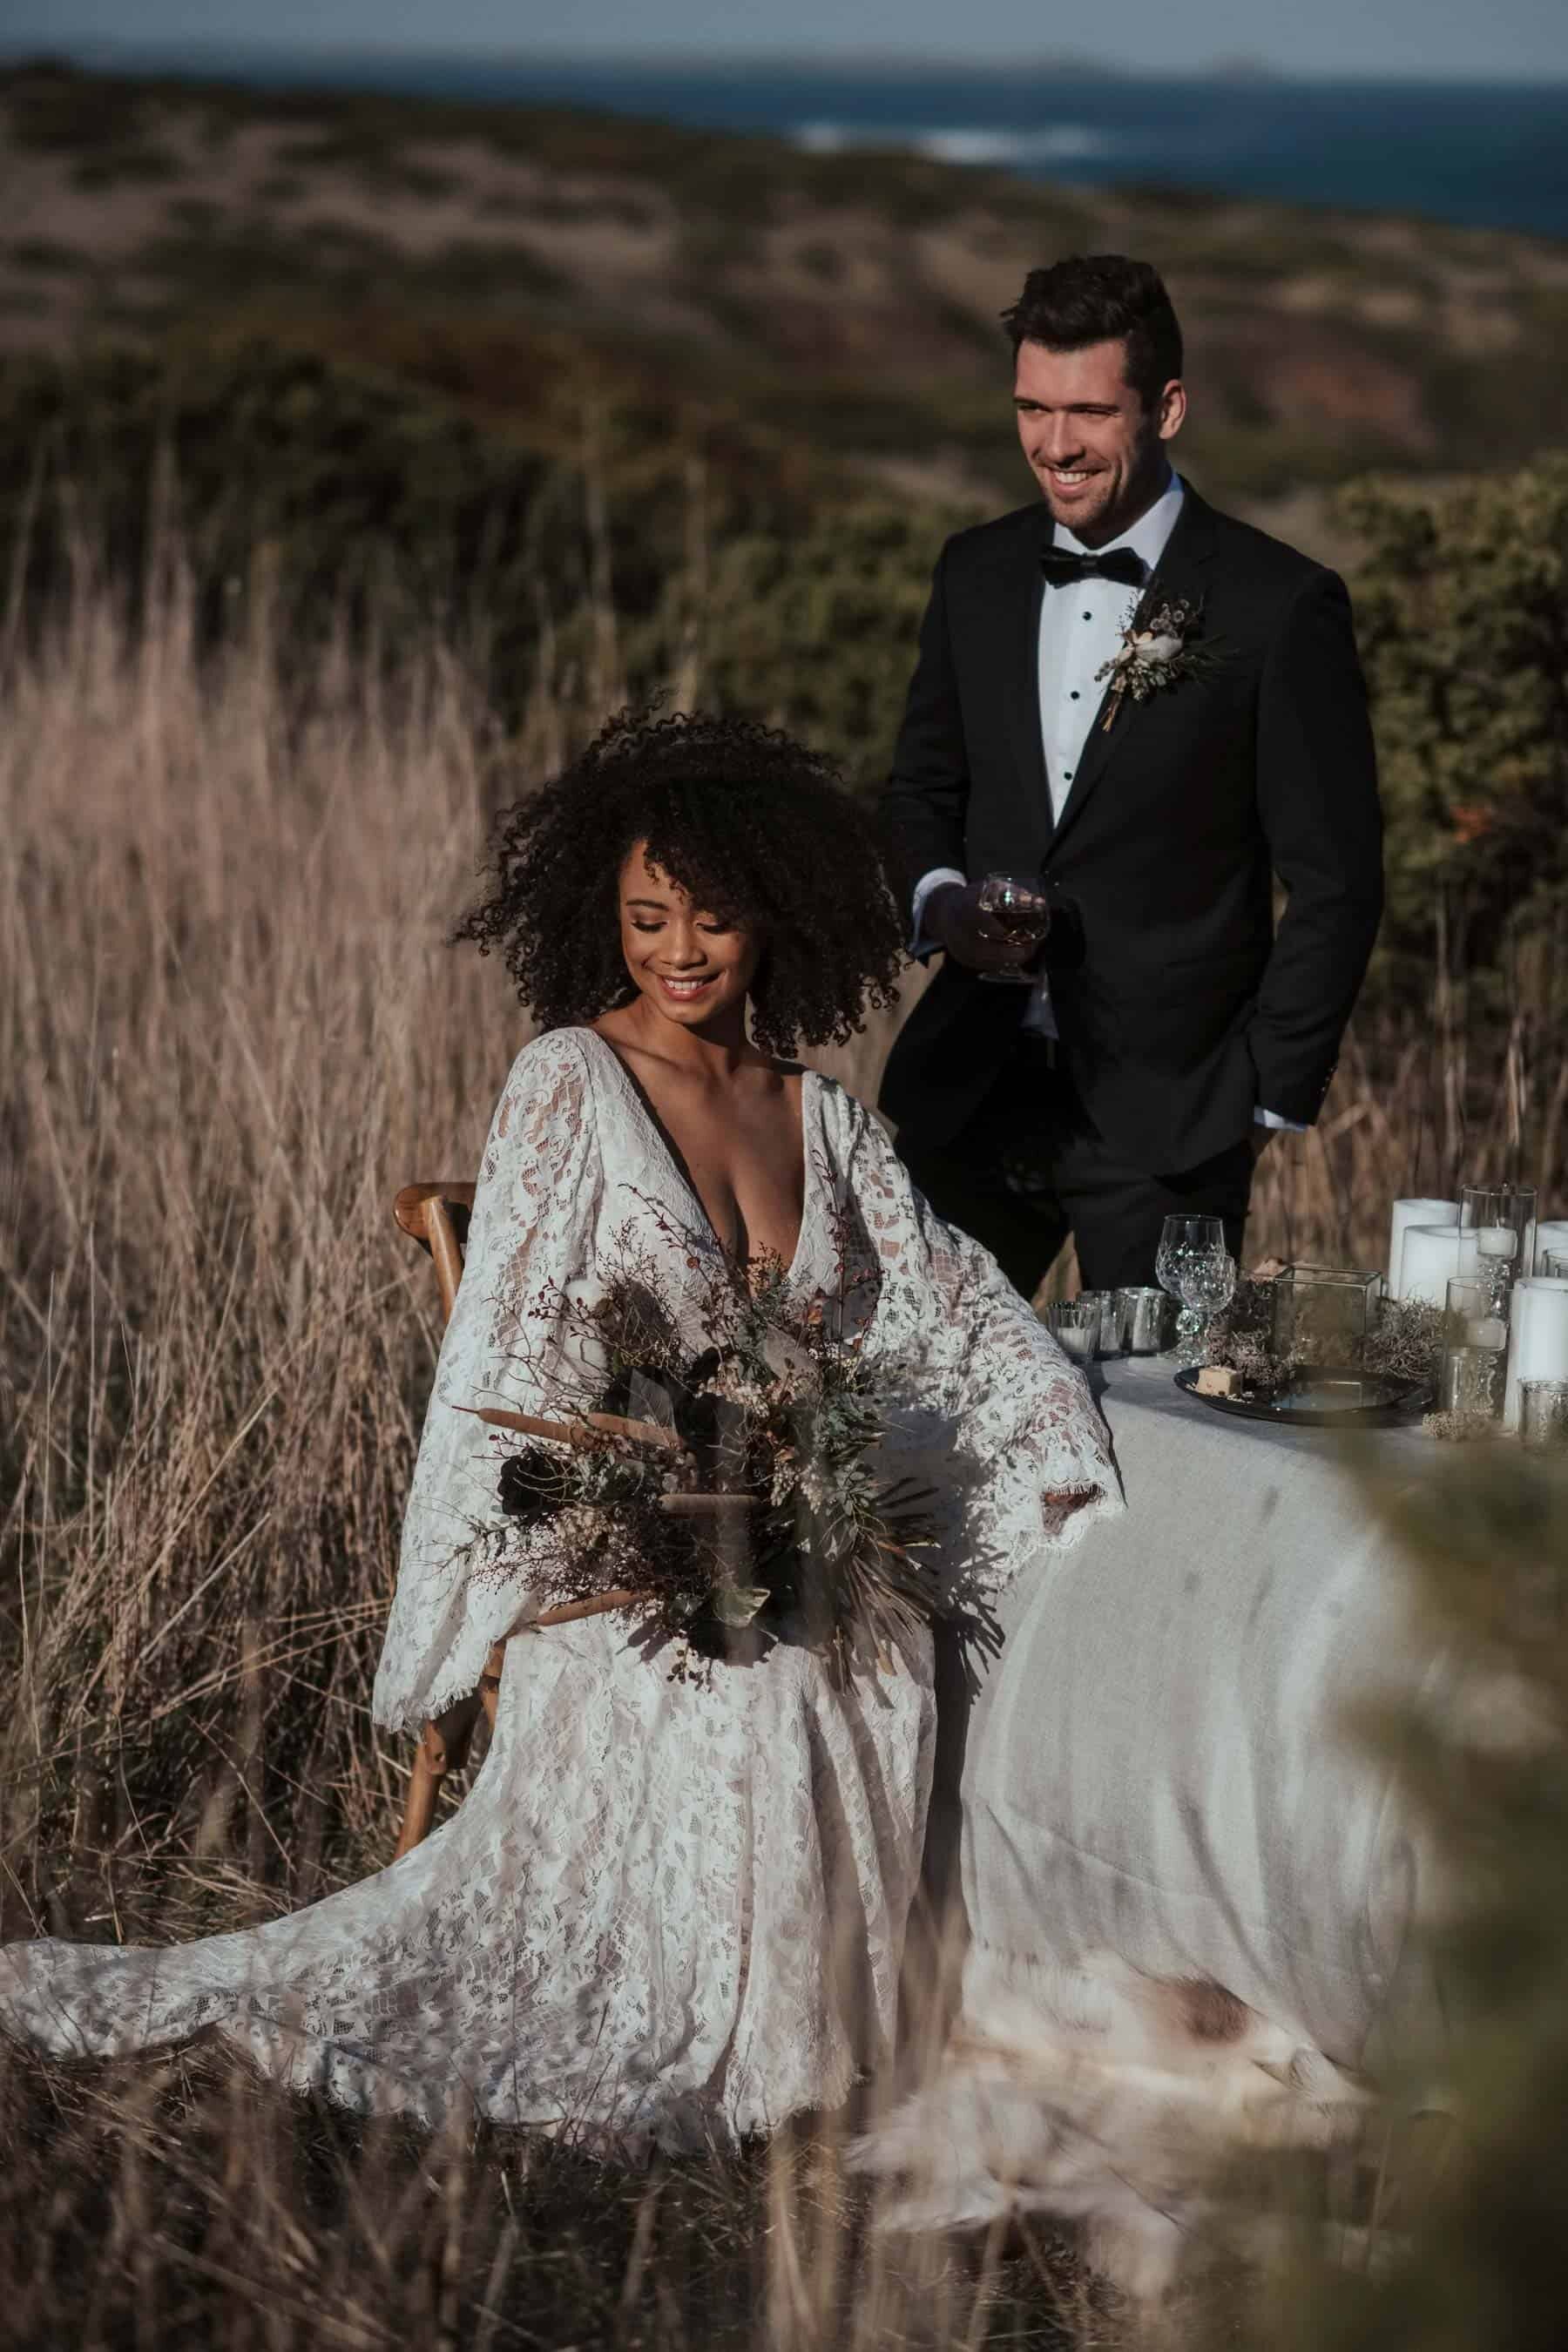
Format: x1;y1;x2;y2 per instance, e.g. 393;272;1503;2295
1039;544;1147;589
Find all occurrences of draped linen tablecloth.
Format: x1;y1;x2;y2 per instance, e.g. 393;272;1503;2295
957;1355;1455;2074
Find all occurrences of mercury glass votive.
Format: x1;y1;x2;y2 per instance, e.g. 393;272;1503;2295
1519;1378;1568;1449
1271;1263;1381;1367
1114;1286;1174;1355
1048;1297;1102;1364
1076;1289;1119;1356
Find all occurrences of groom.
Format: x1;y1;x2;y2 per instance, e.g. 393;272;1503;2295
880;254;1383;1296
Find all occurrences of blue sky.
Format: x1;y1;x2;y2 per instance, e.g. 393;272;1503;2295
4;0;1565;80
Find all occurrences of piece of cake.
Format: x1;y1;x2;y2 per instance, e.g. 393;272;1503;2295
1194;1366;1240;1397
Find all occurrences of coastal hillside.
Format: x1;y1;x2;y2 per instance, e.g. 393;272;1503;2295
6;55;1568;528
3;56;1565;1052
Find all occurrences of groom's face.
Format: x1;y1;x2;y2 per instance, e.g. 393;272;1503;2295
1013;337;1185;544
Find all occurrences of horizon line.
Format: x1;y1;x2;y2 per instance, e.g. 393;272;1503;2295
5;38;1568;88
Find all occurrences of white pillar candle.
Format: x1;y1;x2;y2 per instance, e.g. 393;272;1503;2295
1400;1223;1479;1308
1477;1225;1518;1262
1504;1277;1568;1429
1388;1198;1460;1299
1534;1220;1568;1275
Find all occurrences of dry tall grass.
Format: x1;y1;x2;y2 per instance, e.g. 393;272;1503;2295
0;579;1554;2346
0;589;1118;2349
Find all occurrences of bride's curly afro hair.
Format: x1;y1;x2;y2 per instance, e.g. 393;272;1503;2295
456;707;906;1058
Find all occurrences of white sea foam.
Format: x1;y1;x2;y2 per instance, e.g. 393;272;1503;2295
793;120;1117;166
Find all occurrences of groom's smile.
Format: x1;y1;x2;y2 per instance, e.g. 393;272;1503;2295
1013;337;1186;547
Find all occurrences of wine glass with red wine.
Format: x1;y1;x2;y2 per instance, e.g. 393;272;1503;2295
976;873;1051;984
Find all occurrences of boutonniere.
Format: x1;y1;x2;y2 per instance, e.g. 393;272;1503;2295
1094;594;1227;733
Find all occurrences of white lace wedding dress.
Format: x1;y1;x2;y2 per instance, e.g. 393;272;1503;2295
0;1029;1119;2146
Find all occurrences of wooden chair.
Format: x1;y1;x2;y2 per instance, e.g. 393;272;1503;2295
389;1181;494;1860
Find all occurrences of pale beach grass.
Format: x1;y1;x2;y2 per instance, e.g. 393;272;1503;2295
0;575;1552;2347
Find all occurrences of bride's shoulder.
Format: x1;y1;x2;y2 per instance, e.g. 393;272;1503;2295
489;1027;602;1137
804;1071;889;1158
503;1026;599;1085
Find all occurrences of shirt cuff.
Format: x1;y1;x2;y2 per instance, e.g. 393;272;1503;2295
909;868;967;960
1254;1105;1308;1133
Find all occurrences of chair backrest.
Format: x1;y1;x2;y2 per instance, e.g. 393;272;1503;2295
393;1183;476;1325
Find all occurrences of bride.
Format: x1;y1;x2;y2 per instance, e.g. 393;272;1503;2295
0;710;1119;2146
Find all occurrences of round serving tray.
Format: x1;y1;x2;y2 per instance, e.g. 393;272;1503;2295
1173;1366;1431;1429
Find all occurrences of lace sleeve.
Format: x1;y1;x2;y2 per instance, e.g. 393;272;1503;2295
835;1089;1123;1590
372;1031;601;1733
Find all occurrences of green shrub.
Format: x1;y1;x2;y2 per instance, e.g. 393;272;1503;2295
0;341;555;677
697;500;956;785
1338;456;1568;1008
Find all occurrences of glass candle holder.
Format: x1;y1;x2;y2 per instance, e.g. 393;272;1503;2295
1519;1378;1568;1449
1440;1275;1508;1417
1461;1184;1537;1292
1047;1297;1102;1364
1075;1289;1119;1356
1544;1251;1568;1282
1271;1264;1381;1366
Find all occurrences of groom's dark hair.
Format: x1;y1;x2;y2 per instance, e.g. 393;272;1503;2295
1002;255;1183;410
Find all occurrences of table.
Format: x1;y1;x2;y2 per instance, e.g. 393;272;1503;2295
957;1354;1454;2075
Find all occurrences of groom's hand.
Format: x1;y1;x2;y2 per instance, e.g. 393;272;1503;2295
925;882;1037;976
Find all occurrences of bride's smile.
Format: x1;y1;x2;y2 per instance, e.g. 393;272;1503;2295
618;841;760;1034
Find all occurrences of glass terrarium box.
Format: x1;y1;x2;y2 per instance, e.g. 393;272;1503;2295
1270;1264;1382;1367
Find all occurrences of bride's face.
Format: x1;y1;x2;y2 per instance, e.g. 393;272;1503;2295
617;841;762;1031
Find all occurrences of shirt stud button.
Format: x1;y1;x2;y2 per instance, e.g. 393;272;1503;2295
1070;690;1080;700
1082;610;1092;620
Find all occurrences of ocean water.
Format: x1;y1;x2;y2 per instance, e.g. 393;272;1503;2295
32;46;1568;240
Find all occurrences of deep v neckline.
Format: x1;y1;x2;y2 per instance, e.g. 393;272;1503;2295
575;1025;815;1281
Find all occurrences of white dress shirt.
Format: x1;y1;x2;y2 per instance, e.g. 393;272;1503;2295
910;470;1303;1132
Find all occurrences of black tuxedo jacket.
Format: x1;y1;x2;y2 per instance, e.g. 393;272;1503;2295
879;485;1383;1174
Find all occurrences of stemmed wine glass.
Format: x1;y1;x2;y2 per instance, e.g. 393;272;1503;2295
976;873;1051;984
1155;1213;1237;1369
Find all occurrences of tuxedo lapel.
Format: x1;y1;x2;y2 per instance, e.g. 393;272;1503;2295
998;514;1052;852
1044;488;1220;861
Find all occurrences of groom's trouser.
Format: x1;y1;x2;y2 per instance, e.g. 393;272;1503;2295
896;1036;1254;1301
